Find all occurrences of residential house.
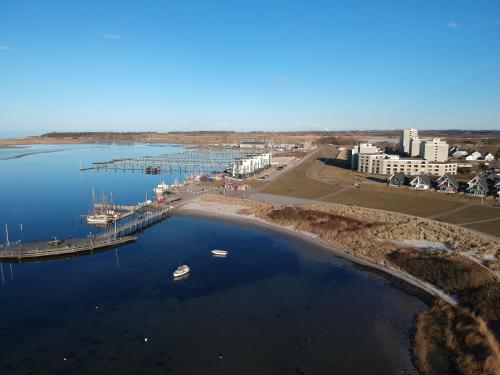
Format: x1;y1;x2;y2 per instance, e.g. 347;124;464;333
388;172;406;187
436;174;459;194
409;175;431;190
484;153;495;161
466;176;489;197
465;151;482;161
451;150;468;158
495;181;500;201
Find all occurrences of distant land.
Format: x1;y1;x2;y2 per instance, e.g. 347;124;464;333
0;130;499;151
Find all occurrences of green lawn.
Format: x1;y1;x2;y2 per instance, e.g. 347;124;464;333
262;154;340;199
439;205;500;224
465;220;500;237
322;187;464;217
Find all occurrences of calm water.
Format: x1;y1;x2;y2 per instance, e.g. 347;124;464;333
0;143;427;374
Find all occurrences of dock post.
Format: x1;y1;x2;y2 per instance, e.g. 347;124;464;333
4;224;9;247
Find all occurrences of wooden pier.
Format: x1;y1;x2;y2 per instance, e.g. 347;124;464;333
0;205;173;261
0;236;137;261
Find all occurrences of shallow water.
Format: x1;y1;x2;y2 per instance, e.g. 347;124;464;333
0;143;427;374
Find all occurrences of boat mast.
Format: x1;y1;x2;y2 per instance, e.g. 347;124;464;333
92;188;96;216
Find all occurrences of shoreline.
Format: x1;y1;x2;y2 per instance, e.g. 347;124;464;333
175;200;457;306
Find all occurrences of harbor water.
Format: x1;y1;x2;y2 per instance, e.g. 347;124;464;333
0;143;427;374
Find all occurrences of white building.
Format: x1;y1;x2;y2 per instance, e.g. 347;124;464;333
400;128;419;154
451;150;468;158
239;141;266;149
358;154;457;176
418;138;449;162
409;175;431;190
465;151;482;161
232;153;272;177
409;138;422;157
349;143;381;169
484;153;495;161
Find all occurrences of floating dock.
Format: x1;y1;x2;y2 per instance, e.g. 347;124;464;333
0;236;137;261
81;149;255;174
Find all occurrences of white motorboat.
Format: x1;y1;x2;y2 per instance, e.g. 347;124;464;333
154;182;169;196
86;214;114;224
211;249;228;257
173;264;190;278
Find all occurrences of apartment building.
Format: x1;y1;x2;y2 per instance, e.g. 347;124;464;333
399;128;418;154
358;154;457;176
232;153;272;178
349;143;381;169
418;138;449;162
409;138;422;157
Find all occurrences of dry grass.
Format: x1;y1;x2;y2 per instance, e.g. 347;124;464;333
387;249;495;294
415;299;500;375
201;194;499;261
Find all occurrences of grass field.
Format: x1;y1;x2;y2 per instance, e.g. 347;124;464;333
261;154;339;199
465;220;500;237
322;187;464;217
438;205;500;224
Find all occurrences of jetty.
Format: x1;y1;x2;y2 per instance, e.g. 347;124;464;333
0;205;173;261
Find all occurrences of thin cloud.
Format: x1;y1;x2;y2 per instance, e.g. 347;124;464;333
496;18;500;24
0;46;9;51
447;21;458;28
273;75;289;85
103;33;121;40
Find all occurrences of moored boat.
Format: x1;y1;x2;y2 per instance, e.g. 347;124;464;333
173;264;190;278
86;214;114;224
211;249;228;257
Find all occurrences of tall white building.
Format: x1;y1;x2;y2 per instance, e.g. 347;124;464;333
400;128;419;154
409;138;422;157
419;138;448;162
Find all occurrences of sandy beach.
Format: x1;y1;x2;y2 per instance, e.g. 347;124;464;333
176;199;458;305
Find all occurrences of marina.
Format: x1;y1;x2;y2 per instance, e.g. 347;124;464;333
82;149;256;175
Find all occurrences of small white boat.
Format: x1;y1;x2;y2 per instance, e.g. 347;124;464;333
211;249;228;257
154;182;169;196
86;214;114;224
173;264;190;278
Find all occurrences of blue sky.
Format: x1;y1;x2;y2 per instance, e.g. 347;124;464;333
0;0;499;133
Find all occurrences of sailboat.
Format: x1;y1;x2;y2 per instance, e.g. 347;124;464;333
87;189;116;225
173;264;190;278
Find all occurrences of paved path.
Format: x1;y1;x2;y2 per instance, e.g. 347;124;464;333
458;217;500;226
428;203;474;219
316;186;353;201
